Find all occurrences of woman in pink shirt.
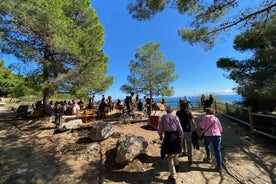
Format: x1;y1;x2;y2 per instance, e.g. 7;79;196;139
199;107;223;172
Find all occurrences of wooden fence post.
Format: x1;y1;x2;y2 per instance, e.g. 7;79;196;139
248;106;255;134
225;103;229;114
214;101;217;113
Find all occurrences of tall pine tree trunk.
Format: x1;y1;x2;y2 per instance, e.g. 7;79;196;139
42;46;52;116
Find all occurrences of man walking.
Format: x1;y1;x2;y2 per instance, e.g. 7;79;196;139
158;106;184;184
176;102;196;164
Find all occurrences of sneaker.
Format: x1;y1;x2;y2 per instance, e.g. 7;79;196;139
203;157;211;163
180;152;187;157
215;166;222;172
175;165;179;172
168;176;176;184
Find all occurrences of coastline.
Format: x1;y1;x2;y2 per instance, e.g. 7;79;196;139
155;94;242;108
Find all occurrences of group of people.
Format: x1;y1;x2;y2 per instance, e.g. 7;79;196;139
178;96;191;109
158;101;223;183
122;93;157;114
46;92;159;118
47;94;116;117
201;94;214;111
51;100;86;115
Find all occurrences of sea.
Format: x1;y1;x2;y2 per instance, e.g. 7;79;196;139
154;94;243;108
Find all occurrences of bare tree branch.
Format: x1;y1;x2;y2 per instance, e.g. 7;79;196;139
208;3;276;34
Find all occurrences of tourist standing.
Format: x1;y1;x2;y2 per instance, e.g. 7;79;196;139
72;100;80;114
201;94;206;112
161;97;166;107
158;106;184;184
209;94;214;106
183;96;190;109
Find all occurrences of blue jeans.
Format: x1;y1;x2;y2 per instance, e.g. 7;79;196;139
204;136;222;168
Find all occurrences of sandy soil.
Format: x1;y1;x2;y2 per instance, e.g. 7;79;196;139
0;105;275;184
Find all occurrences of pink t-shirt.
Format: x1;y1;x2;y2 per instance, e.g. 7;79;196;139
158;113;184;139
200;114;223;136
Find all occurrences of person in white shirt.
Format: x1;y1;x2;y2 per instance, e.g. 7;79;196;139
72;100;80;114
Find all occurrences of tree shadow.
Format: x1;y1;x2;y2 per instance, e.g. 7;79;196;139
2;109;275;184
238;145;276;183
211;114;276;184
76;137;93;144
102;150;169;183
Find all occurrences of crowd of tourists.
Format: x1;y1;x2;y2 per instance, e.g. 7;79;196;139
32;93;160;117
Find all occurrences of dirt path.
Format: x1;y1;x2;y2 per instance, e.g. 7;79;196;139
0;107;275;184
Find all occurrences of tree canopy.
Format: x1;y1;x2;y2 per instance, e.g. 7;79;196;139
121;41;178;99
0;60;14;97
127;0;276;50
216;15;276;111
0;0;113;108
0;60;13;91
0;60;30;98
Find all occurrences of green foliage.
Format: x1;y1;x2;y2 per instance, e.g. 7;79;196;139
178;28;217;50
0;0;113;108
0;60;30;98
50;92;73;101
217;15;276;111
0;60;13;89
127;0;167;20
127;0;276;50
121;41;178;98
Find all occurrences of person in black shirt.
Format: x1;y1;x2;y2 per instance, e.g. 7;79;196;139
176;102;196;164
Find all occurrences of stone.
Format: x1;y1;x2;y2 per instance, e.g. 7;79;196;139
16;105;34;118
59;119;82;131
115;133;148;164
89;121;114;141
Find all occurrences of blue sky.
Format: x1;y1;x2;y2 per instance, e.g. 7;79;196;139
90;0;251;99
2;1;252;100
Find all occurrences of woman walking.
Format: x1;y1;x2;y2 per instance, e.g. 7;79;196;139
199;107;223;172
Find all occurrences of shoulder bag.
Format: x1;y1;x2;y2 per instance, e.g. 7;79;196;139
199;119;216;140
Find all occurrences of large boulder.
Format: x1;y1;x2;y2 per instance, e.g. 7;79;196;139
115;133;148;164
89;121;114;141
59;119;82;131
16;105;34;118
